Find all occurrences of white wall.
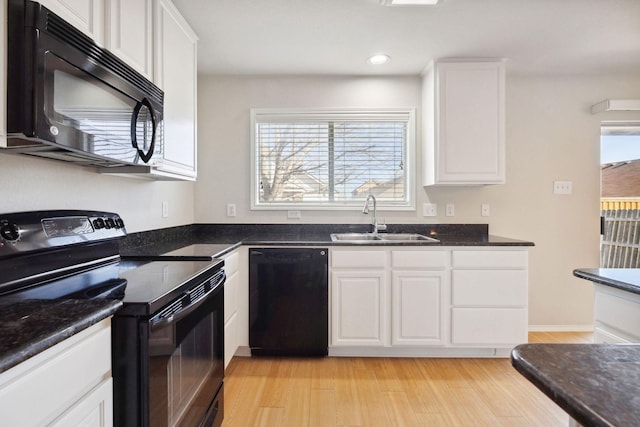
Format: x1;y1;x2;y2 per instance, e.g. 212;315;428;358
0;154;195;232
195;73;640;328
195;75;424;224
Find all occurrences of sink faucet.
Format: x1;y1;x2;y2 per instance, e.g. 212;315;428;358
362;194;386;234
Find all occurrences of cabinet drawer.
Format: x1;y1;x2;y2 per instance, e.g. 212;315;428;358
0;320;112;426
595;288;640;341
451;308;527;345
452;270;527;306
391;250;448;269
452;250;528;269
332;250;386;269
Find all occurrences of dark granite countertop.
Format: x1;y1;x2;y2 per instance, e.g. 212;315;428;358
0;298;122;373
0;223;531;376
120;223;533;257
574;268;640;296
511;343;640;427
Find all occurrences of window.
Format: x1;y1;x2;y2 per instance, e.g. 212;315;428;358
600;122;640;267
251;109;415;210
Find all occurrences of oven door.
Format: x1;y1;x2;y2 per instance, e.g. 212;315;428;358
112;272;225;427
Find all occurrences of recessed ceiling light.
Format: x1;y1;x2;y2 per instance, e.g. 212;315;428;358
368;54;390;65
381;0;440;5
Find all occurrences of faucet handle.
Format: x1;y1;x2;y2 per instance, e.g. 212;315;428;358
376;218;387;232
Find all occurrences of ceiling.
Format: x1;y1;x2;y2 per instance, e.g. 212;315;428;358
172;0;640;77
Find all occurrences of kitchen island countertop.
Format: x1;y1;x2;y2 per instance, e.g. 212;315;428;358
574;268;640;295
511;343;640;427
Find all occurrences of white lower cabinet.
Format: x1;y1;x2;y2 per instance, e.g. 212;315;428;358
222;248;241;367
329;246;529;357
593;284;640;343
391;250;448;346
331;249;388;347
391;270;446;345
332;270;388;347
0;319;114;426
450;249;529;348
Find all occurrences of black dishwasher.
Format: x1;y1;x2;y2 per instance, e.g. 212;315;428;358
249;248;328;356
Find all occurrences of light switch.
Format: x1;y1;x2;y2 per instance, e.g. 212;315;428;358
553;180;573;195
423;203;437;217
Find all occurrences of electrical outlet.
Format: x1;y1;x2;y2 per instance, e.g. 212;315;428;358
162;201;169;218
553;180;573;195
446;203;455;217
481;203;490;217
226;203;236;217
287;210;301;219
423;203;437;217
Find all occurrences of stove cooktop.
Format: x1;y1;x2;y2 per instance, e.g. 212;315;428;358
122;244;232;261
2;258;224;317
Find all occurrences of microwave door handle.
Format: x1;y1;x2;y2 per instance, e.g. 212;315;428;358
130;97;157;163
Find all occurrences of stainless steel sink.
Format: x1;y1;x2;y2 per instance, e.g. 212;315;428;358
330;233;439;243
380;233;439;242
330;233;383;241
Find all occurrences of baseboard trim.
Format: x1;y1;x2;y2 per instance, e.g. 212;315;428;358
528;325;594;332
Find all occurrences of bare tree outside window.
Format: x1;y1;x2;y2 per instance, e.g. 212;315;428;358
253;110;413;209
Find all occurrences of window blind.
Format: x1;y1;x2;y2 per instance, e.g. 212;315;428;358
252;109;413;208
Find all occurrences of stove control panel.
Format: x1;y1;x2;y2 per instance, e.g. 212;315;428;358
0;210;126;257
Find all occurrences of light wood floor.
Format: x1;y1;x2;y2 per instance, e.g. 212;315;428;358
222;332;592;427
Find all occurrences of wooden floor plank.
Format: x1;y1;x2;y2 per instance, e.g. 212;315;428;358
222;332;590;427
258;358;293;407
333;358;365;426
309;389;337;427
281;359;313;427
352;367;394;427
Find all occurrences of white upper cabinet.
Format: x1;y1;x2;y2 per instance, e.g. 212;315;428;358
39;0;105;44
153;0;198;179
423;60;505;185
105;0;153;79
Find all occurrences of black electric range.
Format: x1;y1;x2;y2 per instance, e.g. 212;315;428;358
0;210;225;427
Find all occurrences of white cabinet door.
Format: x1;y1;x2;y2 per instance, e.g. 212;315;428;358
39;0;105;43
423;60;505;185
106;0;153;79
391;271;446;345
222;250;240;367
154;0;198;179
51;378;113;427
331;271;387;347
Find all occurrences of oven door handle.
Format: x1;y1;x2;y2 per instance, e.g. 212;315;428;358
150;272;225;331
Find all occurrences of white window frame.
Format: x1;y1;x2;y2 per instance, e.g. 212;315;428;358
250;108;416;211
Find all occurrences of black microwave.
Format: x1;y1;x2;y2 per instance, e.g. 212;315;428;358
5;0;164;167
